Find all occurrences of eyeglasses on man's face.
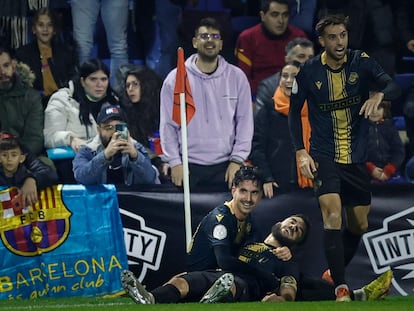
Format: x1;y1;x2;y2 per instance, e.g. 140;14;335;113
197;33;221;40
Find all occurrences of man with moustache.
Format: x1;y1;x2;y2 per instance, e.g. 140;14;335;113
159;17;253;190
288;14;400;302
73;104;158;185
0;45;44;156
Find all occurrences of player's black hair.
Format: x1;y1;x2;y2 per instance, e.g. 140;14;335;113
232;166;264;190
315;14;349;36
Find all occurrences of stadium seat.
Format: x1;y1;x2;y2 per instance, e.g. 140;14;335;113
392;73;414;117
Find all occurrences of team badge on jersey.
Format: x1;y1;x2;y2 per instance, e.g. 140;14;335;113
213;224;227;240
348;72;359;84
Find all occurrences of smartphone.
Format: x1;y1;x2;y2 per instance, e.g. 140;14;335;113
115;123;128;140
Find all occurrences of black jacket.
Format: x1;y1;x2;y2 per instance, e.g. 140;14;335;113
255;72;281;115
367;119;405;169
250;104;299;193
15;40;78;94
0;153;58;190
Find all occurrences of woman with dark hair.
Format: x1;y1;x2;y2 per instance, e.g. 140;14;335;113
44;59;118;183
15;7;78;107
120;65;169;181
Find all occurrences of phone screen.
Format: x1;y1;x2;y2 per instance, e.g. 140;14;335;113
115;123;128;139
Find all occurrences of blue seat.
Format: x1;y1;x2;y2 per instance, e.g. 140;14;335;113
392;73;414;117
231;16;260;34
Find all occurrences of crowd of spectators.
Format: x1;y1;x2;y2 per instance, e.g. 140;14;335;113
1;0;414;192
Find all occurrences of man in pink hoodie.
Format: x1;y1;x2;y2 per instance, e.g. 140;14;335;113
160;17;253;190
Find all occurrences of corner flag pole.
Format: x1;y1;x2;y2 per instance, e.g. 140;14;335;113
173;47;194;250
180;91;192;250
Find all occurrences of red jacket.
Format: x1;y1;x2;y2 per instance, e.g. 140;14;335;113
235;23;306;94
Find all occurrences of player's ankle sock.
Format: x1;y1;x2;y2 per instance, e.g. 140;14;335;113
342;229;361;266
324;229;346;287
152;284;181;303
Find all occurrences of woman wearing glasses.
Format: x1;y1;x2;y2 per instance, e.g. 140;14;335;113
43;59;118;183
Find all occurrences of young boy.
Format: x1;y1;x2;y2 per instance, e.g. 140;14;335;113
0;132;58;206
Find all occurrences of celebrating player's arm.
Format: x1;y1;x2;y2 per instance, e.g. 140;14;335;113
261;275;298;302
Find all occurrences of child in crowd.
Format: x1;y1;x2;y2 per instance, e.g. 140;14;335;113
366;99;405;183
0;132;58;206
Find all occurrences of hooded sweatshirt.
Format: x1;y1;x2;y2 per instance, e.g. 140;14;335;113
160;54;253;167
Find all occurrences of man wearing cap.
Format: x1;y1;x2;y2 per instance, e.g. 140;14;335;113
73;104;158;185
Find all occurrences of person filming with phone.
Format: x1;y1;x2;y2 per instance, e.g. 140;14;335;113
73;104;159;185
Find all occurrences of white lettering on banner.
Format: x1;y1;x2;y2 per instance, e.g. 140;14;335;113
120;209;166;282
363;206;414;296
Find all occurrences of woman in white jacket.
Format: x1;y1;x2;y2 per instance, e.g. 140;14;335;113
44;59;118;183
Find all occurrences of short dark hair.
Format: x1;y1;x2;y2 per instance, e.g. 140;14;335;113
261;0;289;13
232;166;264;190
315;14;349;36
285;37;314;54
0;132;23;152
195;17;222;36
0;45;14;59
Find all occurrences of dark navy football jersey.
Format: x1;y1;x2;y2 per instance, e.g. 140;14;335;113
187;202;253;271
238;242;299;296
290;50;387;163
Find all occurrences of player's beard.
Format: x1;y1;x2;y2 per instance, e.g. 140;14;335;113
271;223;296;248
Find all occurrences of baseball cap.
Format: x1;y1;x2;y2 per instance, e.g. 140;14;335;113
96;104;126;124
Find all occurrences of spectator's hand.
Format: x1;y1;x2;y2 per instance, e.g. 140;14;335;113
19;177;38;206
263;181;279;199
261;293;285;302
225;161;242;189
296;149;316;179
372;167;383;179
171;164;183;186
104;132;123;159
373;167;389;181
407;39;414;53
70;137;86;152
360;92;384;118
160;162;170;178
272;246;292;261
120;136;139;160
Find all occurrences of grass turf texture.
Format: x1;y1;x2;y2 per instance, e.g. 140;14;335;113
0;296;413;311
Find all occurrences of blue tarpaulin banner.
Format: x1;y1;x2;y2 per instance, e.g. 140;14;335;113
0;184;128;299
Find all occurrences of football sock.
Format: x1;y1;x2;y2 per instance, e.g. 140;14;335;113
152;284;181;303
324;229;346;287
343;229;362;266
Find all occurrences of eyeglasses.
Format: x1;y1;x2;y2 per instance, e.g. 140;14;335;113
126;81;140;90
100;124;116;131
197;33;221;40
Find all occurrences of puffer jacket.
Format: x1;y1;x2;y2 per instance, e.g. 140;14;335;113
0;63;44;155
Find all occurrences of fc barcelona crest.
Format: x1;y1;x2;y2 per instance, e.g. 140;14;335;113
0;185;72;256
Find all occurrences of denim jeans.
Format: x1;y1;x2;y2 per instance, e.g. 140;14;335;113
70;0;129;82
147;0;181;78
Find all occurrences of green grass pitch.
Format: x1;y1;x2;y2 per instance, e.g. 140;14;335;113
0;295;413;311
